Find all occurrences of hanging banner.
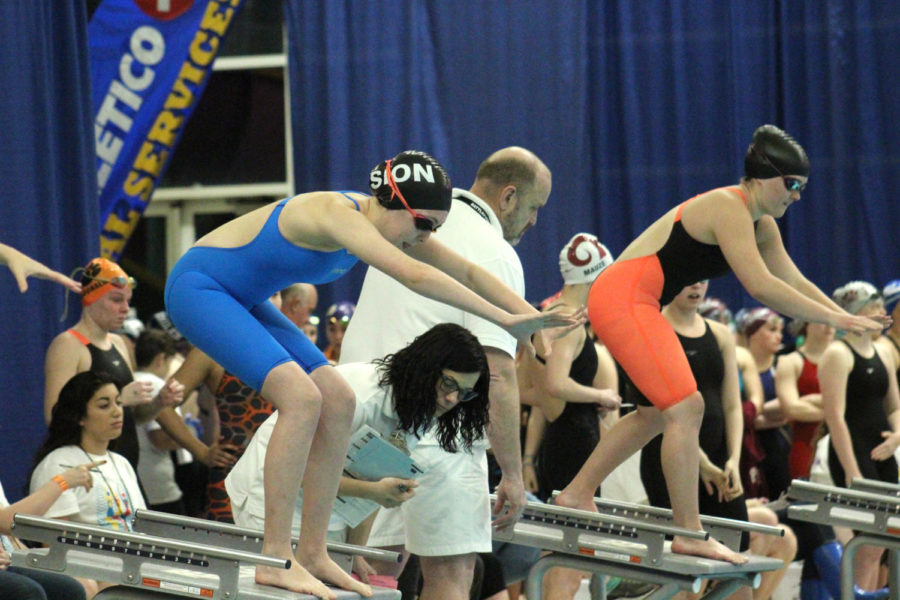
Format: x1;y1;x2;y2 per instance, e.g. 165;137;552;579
90;0;246;261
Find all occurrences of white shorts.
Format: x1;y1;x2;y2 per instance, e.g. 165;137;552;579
367;445;492;556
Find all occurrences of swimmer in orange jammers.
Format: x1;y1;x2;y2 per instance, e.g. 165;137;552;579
555;125;889;564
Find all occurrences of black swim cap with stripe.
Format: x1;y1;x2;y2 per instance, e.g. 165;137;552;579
369;150;452;212
744;124;810;179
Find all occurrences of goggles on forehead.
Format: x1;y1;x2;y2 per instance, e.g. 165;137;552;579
385;159;440;232
90;275;137;290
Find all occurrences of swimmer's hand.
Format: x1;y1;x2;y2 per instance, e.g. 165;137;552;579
871;431;900;462
159;378;185;407
0;243;81;294
832;312;889;334
120;380;155;406
595;388;621;411
200;439;239;468
507;305;586;357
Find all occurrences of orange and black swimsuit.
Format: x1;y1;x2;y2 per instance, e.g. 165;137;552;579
204;370;274;522
587;187;747;410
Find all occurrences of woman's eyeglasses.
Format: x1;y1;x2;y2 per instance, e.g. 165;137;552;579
438;373;478;403
385;159;440;232
752;145;807;192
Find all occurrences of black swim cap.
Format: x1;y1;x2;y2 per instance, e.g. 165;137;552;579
744;124;809;179
369;150;452;212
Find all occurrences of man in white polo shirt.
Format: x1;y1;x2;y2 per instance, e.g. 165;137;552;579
340;146;551;600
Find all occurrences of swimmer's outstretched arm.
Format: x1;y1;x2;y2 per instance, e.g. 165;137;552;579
712;199;882;333
408;238;537;316
0;242;80;293
322;206;579;346
756;217;854;314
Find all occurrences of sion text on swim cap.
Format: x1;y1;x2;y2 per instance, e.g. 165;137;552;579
369;163;437;189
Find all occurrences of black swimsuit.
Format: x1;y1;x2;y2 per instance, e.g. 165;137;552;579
67;330;139;468
535;330;600;501
639;322;751;550
827;341;896;487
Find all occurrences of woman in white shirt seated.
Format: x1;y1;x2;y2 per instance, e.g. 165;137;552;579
31;371;146;530
226;323;490;579
29;371;147;597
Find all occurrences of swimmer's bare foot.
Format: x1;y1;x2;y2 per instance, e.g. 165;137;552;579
256;561;336;600
553;488;599;513
305;553;373;597
672;534;748;565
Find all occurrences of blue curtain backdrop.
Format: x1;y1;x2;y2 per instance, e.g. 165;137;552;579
0;3;97;497
285;1;899;314
0;0;897;498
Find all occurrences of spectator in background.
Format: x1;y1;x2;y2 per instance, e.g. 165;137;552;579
303;316;320;345
875;279;900;385
280;283;318;329
821;281;899;592
133;330;185;515
517;233;621;600
640;282;797;600
737;307;791;500
324;302;355;364
698;296;735;332
31;371;148;597
44;258;183;470
116;308;144;369
775;319;833;481
145;310;210;517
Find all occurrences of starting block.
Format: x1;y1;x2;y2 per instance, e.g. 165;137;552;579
10;513;400;600
850;477;900;498
491;494;784;600
787;478;900;600
131;509;401;575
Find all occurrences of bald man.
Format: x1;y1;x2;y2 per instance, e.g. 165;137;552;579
279;283;318;330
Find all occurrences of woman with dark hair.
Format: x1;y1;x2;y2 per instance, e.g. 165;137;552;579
226;323;489;580
164;150;577;597
29;371;147;597
372;323;490;453
556;125;887;564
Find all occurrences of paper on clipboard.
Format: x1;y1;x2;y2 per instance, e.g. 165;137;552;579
332;425;425;528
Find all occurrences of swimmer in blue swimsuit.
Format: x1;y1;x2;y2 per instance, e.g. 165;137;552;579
165;150;580;599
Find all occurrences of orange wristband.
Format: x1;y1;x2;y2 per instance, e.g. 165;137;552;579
52;475;69;492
